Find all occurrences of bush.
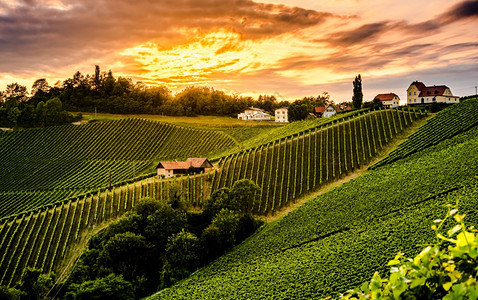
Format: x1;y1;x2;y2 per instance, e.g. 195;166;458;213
134;197;163;219
145;204;188;250
341;206;478;299
201;209;240;259
230;179;260;214
0;285;25;300
161;230;201;287
100;232;149;281
65;274;134;300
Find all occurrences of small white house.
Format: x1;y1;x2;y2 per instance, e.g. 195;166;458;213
274;107;289;123
238;107;271;121
374;93;400;108
315;104;339;118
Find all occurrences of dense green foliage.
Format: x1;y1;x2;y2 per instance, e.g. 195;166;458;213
0;84;81;128
61;194;262;298
341;207;478;300
1;67;285;117
0;118;236;217
149;125;478;299
372;97;478;169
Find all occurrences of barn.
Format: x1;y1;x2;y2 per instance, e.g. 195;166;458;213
157;158;213;178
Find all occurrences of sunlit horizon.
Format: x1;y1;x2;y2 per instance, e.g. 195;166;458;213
1;0;477;103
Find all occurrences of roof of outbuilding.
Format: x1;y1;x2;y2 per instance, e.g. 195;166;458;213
374;93;399;101
157;158;212;170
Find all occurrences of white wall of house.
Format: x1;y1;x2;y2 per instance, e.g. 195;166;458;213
382;96;400;108
157;169;174;178
323;107;337;118
274;108;289;123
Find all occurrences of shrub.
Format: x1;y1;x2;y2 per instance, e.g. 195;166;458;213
65;274;134;300
341;205;478;299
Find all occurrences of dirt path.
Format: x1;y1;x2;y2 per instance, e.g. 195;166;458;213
260;114;432;223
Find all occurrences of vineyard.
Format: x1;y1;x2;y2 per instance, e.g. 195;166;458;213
149;118;478;299
0;108;423;287
0;118;236;217
371;97;478;168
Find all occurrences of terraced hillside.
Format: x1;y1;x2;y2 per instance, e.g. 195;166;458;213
371;97;478;168
149;115;478;299
0;118;236;217
0;108;422;288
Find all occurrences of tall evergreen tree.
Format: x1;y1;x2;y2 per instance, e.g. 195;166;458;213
352;74;363;109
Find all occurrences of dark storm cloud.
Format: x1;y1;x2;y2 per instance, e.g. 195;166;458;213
275;43;437;73
0;0;339;74
320;0;478;48
317;22;390;46
441;0;478;23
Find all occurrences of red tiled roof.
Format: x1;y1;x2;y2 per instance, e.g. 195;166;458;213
315;104;339;113
186;158;212;168
158;158;212;170
418;86;448;97
410;81;450;97
411;81;426;90
374;93;398;101
158;161;190;170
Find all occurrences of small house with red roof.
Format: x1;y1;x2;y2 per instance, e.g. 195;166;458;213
407;81;459;105
315;104;340;118
157;158;213;178
374;93;400;108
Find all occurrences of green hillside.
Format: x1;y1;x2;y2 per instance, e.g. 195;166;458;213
0;108;420;288
371;97;478;168
149;115;478;299
0;118;236;218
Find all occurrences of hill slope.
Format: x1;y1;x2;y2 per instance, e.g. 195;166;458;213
0;109;421;288
371;97;478;168
0;118;236;218
149;116;478;299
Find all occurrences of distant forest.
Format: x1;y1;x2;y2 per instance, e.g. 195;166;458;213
0;66;332;128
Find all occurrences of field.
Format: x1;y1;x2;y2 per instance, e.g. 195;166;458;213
0;108;422;287
0;118;237;218
149;103;478;299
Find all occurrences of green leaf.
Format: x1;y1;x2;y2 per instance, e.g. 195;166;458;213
443;281;453;291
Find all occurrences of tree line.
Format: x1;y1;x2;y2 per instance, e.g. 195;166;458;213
0;66;340;127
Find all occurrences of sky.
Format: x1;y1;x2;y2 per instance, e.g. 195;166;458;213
0;0;477;104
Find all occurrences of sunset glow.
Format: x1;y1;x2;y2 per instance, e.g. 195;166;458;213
1;0;477;101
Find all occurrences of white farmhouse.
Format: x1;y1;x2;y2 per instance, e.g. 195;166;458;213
407;81;459;105
374;93;400;108
238;107;272;121
315;104;339;118
274;107;289;123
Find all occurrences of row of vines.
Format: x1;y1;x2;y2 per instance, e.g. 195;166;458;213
0;118;237;217
371;98;478;169
0;108;423;287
